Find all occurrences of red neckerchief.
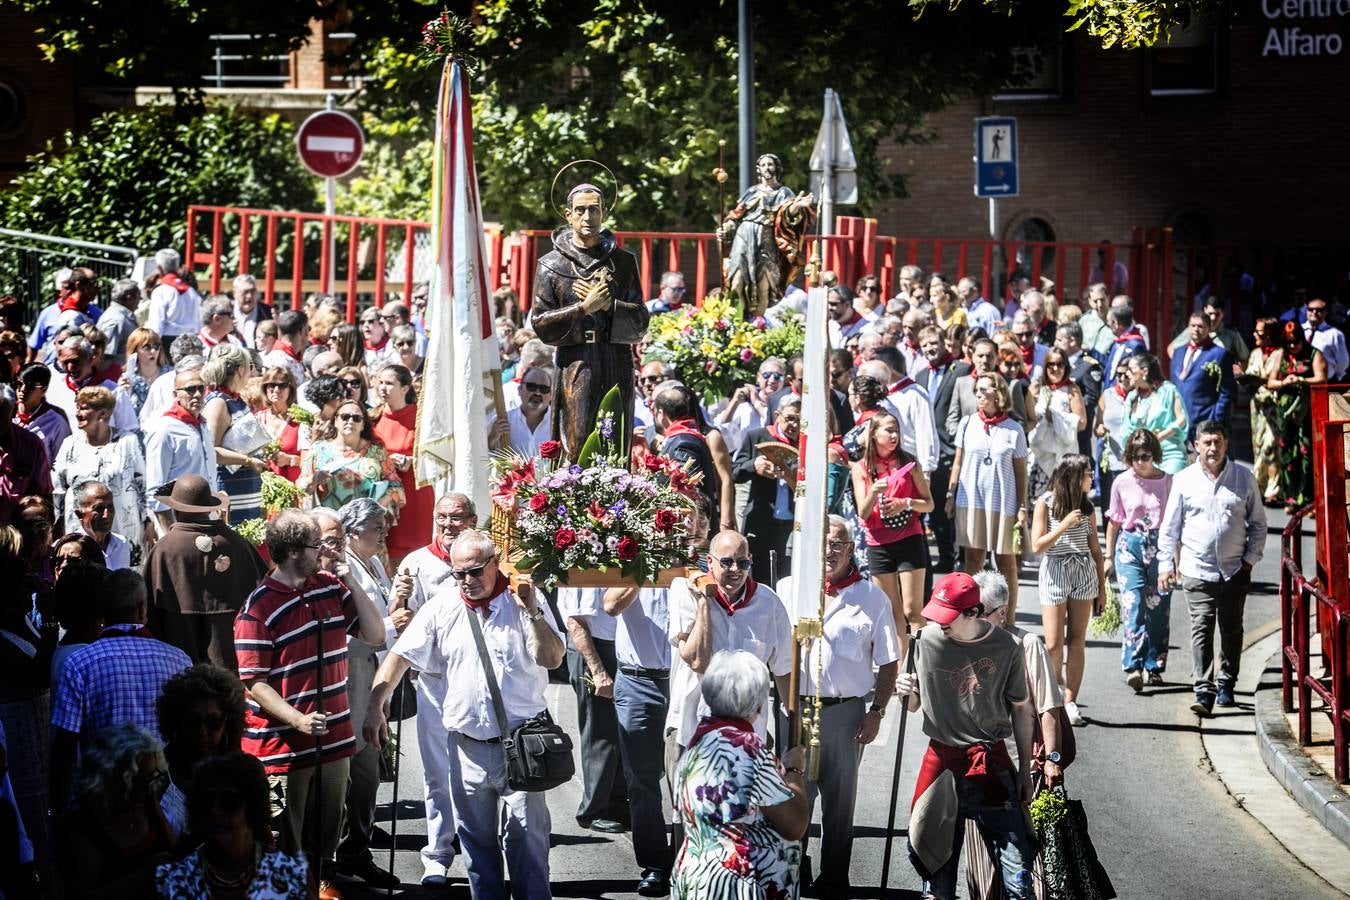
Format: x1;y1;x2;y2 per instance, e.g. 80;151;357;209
828;437;846;459
1113;327;1141;344
690;715;754;747
856;407;878;425
1019;344;1035;367
278;342;302;362
64;372;97;393
837;307;859;327
1044;377;1071;391
58;291;86;313
97;623;155;640
904;338;921;356
927;353;952;372
889;377;915;395
826;565;863;596
464;572;509;617
200;329;225;350
163;403;203;429
14;400;51;425
364;335;389;352
427;536;452;563
662;416;705;442
766;423;789;444
159;272;189;294
1186;338;1214;352
978;409;1010;433
714;576;758;617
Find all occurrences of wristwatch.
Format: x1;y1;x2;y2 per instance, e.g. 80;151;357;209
1043;751;1062;764
524;607;546;622
868;704;886;719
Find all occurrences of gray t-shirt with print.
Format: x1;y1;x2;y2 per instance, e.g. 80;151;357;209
915;621;1028;747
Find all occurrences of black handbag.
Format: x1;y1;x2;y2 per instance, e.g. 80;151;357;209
1035;785;1116;900
466;608;575;792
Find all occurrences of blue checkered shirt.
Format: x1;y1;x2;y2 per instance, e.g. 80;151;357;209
51;625;191;749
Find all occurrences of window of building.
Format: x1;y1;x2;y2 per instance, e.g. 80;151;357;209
1149;22;1221;96
994;42;1068;101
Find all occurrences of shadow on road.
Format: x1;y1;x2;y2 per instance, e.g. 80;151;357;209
1084;717;1251;736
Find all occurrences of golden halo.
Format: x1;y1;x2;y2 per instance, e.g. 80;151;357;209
550;159;619;218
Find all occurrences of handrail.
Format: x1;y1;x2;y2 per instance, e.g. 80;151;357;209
0;227;138;257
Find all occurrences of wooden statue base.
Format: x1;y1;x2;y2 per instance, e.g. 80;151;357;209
500;558;687;589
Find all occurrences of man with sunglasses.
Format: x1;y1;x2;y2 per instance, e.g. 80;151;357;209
715;356;783;451
828;285;868;349
669;530;793;759
646;271;687;314
772;515;900;899
395;491;478;886
366;529;565;900
491;367;555;456
1303;297;1348;382
145;361;218;534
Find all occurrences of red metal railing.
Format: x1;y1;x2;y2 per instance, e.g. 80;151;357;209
1281;506;1349;784
183;206;1174;349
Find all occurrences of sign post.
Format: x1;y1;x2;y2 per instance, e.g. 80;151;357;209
974;115;1018;293
297;98;365;289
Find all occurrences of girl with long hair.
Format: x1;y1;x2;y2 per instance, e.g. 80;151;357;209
1030;453;1105;726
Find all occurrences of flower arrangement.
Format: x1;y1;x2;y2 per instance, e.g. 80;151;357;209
490;389;699;587
644;292;803;405
417;10;480;71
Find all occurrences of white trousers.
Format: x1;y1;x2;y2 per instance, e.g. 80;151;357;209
415;673;458;869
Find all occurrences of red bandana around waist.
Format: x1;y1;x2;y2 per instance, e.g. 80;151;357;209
662;417;705;442
163;404;202;429
978;410;1009;433
464;572;510;616
913;738;1015;807
826;565;863;596
714;577;758;617
690;715;754;747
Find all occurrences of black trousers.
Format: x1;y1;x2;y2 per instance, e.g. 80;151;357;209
927;462;957;572
567;640;629;823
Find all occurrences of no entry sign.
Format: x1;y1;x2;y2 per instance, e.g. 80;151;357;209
296;109;364;178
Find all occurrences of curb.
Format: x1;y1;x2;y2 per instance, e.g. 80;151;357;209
1254;649;1350;851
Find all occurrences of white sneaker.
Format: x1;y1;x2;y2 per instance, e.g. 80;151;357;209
422;860;450;887
1065;701;1085;726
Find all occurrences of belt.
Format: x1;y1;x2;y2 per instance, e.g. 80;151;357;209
807;695;862;707
581;329;599;344
618;665;670;679
458;732;501;745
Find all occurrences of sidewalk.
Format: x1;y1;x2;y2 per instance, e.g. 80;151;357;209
1201;624;1350;897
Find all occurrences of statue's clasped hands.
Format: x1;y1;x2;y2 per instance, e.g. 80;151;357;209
581;279;612;315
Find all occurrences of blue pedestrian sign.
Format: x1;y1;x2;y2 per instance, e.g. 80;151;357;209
974;116;1019;198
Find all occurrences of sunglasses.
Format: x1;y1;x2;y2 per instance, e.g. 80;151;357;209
522;382;551;394
761;371;785;381
176;384;206;395
263;383;287;391
337;412;364;422
450;562;492;580
1308;306;1327;314
714;556;753;570
360;318;381;326
190;788;245;813
826;540;852;551
341;378;363;387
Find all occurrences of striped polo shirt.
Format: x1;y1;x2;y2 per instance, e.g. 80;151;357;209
235;571;361;773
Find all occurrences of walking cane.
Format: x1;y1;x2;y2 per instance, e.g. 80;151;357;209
386;672;406;897
769;549;785;751
879;633;917;897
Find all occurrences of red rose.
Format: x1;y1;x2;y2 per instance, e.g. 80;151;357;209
616;535;639;561
528;492;549;513
539;440;561;460
643;454;665;472
653;509;677;532
554;528;577;550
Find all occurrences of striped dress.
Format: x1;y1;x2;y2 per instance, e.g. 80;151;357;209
207;390;264;525
1037;494;1099;605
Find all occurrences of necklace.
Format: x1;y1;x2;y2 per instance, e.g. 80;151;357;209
202;841;261;892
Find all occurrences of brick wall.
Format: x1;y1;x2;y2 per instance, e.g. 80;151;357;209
0;9;77;185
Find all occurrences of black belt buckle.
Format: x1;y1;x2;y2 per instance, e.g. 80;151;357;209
582;329;598;343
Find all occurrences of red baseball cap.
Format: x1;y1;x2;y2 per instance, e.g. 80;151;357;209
921;572;983;625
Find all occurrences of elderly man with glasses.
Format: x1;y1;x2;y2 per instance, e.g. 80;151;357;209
1302;297;1348;382
646;271;688;314
365;529;564;900
772;515;900;898
716;356;786;461
491;366;555;457
144;360;218;534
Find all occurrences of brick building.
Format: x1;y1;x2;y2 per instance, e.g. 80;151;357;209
873;13;1350;304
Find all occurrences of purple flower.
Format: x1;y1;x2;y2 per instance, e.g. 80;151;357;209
753;316;767;330
607;499;627;518
599;415;615;441
569;464;583;475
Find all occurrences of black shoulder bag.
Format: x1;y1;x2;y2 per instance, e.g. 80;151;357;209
465;607;575;792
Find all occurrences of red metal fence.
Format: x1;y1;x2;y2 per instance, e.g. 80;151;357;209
1280;384;1350;784
186;204;1187;361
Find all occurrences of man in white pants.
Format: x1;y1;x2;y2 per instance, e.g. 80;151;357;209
395;492;477;886
366;530;565;900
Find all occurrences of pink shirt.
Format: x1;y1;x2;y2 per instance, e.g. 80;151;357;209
1107;468;1172;532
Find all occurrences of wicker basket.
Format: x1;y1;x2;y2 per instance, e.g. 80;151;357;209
490;503;689;588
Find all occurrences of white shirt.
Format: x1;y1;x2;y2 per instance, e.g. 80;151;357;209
260;347;308;388
45;373;139;434
667;577;793;748
364;343;398;373
146;282;203;338
884;380;939;474
506;406;553;459
775;574;900;699
1157;459;1265;583
398;544;454;613
1308;322;1349;382
92;531;132;571
966;298;1003;336
828;314;869;349
391;583;562;740
615;587;671;670
235;307;265;348
139;370;180;430
345;550;398;658
556;587;617;642
144;413;219;515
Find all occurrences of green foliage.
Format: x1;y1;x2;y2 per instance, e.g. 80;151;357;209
347;0;1061;230
0;104;313;252
909;0;1241;49
577;385;626;468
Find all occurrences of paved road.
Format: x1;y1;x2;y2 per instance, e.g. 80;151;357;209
343;505;1341;899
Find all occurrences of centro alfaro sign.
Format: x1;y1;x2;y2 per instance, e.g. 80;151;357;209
1261;0;1348;56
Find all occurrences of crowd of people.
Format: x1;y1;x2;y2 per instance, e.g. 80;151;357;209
0;249;1336;900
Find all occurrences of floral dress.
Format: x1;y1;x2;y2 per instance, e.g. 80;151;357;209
672;719;800;900
301;438;406;517
1246;346;1282;501
1274;343;1317;508
156;847;308;899
51;428;147;564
